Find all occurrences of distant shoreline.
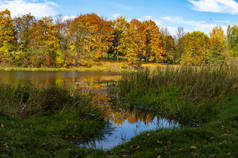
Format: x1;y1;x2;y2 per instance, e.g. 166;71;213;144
0;61;175;72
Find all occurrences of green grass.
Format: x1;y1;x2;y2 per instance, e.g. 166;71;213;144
109;96;238;158
118;65;238;125
0;85;107;157
122;87;217;126
106;65;238;157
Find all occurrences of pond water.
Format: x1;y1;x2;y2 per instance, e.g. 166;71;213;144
0;71;121;87
0;71;179;150
80;113;179;150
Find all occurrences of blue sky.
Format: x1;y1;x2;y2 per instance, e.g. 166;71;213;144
1;0;238;35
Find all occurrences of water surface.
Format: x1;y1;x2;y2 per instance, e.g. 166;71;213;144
79;94;179;150
0;71;121;87
81;115;178;150
0;71;179;150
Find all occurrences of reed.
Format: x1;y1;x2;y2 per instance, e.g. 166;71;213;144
119;65;238;101
118;65;238;125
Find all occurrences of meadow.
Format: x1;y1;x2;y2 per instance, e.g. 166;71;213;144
0;65;238;157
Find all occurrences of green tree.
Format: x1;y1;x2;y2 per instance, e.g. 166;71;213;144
175;27;185;63
208;26;226;64
160;28;176;63
227;25;238;57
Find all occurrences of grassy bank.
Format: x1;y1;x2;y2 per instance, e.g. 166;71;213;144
107;66;238;157
0;61;173;72
0;85;107;157
118;66;238;125
109;97;238;157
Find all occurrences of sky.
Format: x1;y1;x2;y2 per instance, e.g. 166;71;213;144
1;0;238;35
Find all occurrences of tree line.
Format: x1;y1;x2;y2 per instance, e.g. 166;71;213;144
0;9;235;67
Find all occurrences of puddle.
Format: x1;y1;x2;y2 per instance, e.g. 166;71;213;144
79;100;179;150
80;115;179;150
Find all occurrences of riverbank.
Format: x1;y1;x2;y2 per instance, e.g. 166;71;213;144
0;61;177;72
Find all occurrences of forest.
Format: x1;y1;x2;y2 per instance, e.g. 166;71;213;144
0;9;237;68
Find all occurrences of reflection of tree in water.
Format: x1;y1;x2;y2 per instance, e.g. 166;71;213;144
87;84;157;126
2;73;158;127
0;71;120;88
104;105;157;126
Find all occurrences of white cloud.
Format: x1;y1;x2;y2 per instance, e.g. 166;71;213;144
139;16;162;26
0;0;58;18
188;0;238;14
160;16;223;34
165;26;178;36
137;16;178;35
62;16;76;21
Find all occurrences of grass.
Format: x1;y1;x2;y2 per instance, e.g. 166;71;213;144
1;65;238;157
109;96;238;158
0;85;108;157
106;65;238;157
123;66;238;124
0;61;133;72
0;61;172;72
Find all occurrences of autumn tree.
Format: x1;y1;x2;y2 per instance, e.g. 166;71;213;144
160;27;176;63
0;9;16;64
13;13;35;50
54;15;76;67
68;13;112;62
54;15;73;51
123;19;144;64
29;17;62;67
110;16;129;61
0;10;230;67
208;26;226;63
175;27;185;63
140;20;165;62
181;31;210;65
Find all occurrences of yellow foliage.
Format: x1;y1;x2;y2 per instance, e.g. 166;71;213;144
112;16;129;57
30;17;60;53
141;20;165;62
69;14;113;60
181;31;210;65
0;9;16;54
209;26;226;47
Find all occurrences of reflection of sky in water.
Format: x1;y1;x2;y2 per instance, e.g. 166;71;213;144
81;116;179;151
